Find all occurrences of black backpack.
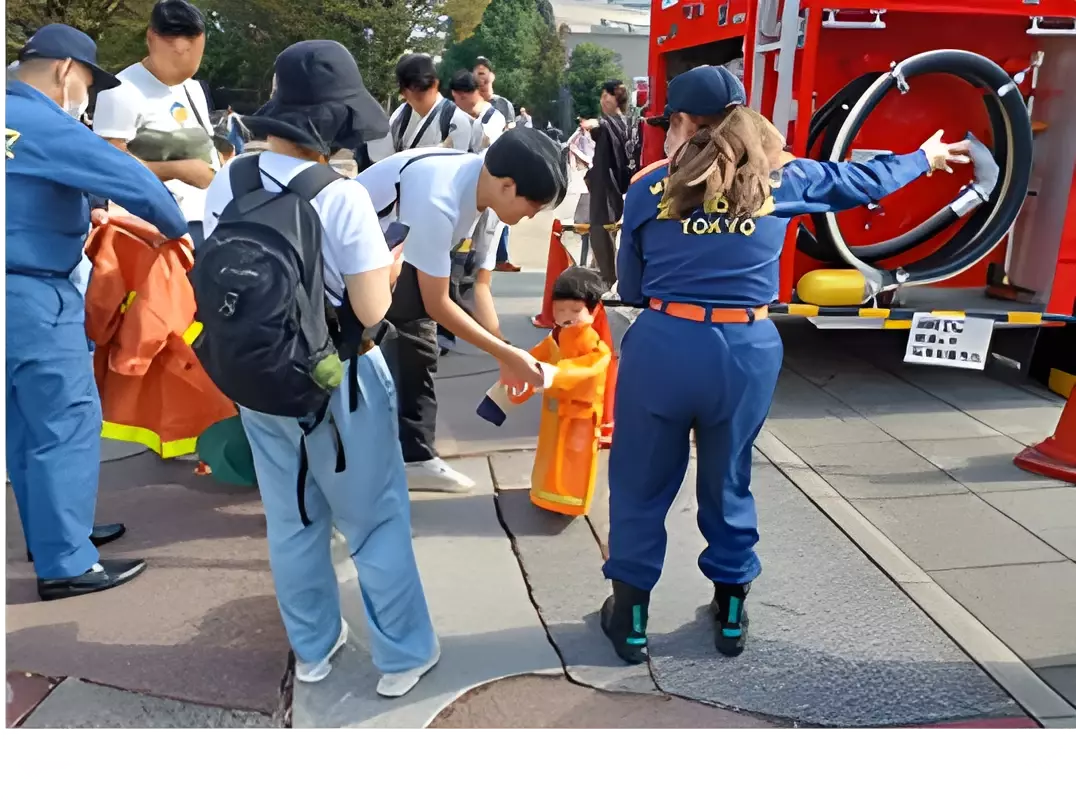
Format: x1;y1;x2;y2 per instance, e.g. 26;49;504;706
191;152;343;419
392;99;458;151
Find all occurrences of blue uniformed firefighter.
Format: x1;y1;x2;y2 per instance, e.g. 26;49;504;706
6;24;188;601
600;65;970;662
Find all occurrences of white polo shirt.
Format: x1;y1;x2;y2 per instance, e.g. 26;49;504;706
93;62;220;223
354;150;503;279
366;96;476;162
201;152;391;305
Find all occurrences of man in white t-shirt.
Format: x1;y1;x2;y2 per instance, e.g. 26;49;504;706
366;53;475;162
448;70;506;154
93;0;218;245
200;41;440;698
356;128;566;493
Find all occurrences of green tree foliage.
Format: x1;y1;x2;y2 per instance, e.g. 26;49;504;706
7;0;445;110
5;0;154;65
564;41;625;119
439;0;564;123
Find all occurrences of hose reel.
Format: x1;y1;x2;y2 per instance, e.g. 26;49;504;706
795;49;1034;303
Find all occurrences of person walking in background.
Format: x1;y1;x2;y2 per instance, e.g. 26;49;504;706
517;107;533;128
449;70;507;154
366;53;475;161
583;80;632;289
93;0;217;248
7;24;189;601
474;56;520;273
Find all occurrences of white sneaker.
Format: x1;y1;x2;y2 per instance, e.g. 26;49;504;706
295;618;349;684
406;458;476;493
376;644;441;698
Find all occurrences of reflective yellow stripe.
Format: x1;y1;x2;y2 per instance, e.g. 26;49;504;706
857;307;892;318
931;310;965;318
882;320;912;330
1006;311;1043;325
531;489;585;506
786;303;819;316
1048;368;1075;399
100;422;198;459
182;321;203;345
456;238;472;254
120;291;137;314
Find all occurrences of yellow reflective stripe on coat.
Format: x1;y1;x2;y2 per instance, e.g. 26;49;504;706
182;321;203;345
100;422;198;459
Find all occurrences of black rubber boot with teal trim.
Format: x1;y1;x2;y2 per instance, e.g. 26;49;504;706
711;582;750;657
600;580;650;665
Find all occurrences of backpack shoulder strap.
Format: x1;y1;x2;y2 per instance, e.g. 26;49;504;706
229;152;263;198
392;104;413;152
440;101;458;142
481;106;496;125
286;163;344;203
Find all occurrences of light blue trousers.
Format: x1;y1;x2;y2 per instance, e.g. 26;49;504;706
6;274;102;579
240;347;437;671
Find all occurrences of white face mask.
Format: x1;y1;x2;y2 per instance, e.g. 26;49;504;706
60;63;89;119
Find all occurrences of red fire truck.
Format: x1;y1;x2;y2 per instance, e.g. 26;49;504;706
639;0;1076;393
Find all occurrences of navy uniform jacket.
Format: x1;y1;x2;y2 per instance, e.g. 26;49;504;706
6;78;188;279
617;150;931;308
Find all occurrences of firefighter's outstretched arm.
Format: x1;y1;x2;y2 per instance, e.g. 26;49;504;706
772;131;971;218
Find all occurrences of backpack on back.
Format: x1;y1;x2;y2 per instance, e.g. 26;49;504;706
392;99;459;151
190;152;344;419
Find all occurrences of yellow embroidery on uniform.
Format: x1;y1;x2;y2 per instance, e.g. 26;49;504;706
6;128;20;159
656;195;674;220
648;179;666;196
703;195;730;215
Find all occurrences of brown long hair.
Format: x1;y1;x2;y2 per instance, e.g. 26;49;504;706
661;106;787;219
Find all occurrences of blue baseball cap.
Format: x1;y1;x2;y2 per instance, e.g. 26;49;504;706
17;24;121;91
646;65;746;128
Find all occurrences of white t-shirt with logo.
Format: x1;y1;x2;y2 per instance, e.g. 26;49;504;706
93;62;220;222
354;150;503;278
201;152;391;305
366;96;476;162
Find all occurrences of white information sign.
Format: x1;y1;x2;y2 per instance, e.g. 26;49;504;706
903;313;994;371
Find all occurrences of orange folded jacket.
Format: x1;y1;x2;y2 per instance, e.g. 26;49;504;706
84;215;237;458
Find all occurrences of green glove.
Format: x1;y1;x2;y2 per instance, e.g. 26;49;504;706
312;354;344;391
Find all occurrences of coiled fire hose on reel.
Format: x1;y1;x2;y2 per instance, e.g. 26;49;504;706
796;49;1034;304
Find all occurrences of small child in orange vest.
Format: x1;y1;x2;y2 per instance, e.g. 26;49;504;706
514;267;614;516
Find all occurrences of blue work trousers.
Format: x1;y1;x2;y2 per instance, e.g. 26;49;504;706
496;226;509;264
6;275;102;579
239;348;437;671
603;309;784;591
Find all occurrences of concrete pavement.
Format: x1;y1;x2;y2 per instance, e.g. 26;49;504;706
7;210;1073;728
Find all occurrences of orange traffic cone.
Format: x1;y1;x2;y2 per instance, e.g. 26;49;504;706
592;304;617;449
531;219;572;329
1013;391;1076;483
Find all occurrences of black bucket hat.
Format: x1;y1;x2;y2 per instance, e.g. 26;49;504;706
244;40;389;154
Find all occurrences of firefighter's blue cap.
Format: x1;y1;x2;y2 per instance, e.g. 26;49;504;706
646;65;746;128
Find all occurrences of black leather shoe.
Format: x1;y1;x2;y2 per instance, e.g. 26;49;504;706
37;558;147;602
27;522;127;562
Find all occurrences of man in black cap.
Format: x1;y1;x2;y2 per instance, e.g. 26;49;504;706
7;24;189;601
356;126;566;492
201;40;462;696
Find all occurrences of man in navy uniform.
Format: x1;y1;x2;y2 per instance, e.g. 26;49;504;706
7;24;189;601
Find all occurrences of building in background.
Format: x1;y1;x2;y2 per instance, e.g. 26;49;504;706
553;0;650;78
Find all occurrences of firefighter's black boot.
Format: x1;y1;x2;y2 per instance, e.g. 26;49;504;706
711;582;750;657
600;580;650;665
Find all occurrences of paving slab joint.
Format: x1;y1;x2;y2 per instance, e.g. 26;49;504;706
488;458;666;698
753;430;1076;725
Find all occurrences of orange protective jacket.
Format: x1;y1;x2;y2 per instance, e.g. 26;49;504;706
84;216;237;458
516;307;615;516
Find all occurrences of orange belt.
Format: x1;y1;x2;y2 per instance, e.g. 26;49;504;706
649;298;769;324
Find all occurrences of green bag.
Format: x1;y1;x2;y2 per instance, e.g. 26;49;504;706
127;126;214;164
196;416;257;487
